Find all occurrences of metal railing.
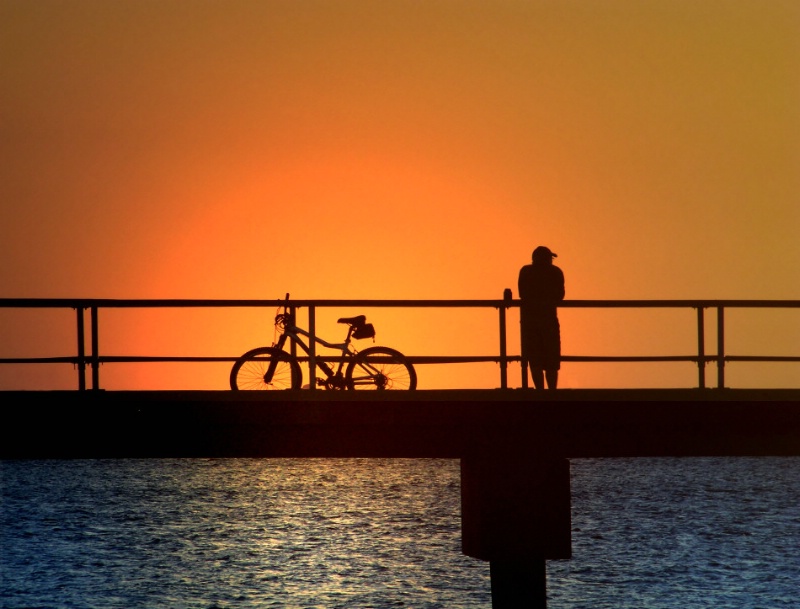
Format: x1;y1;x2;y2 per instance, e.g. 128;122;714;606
1;295;798;391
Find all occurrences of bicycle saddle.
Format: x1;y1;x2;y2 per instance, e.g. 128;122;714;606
337;315;366;326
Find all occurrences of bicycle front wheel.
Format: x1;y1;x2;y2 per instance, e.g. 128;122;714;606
230;347;302;390
345;346;417;390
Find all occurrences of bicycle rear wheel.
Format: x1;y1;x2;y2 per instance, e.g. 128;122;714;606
345;346;417;390
230;347;302;390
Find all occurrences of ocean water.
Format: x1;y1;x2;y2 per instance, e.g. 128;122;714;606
1;458;798;609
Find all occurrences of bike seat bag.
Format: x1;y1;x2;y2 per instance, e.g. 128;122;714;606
352;323;376;340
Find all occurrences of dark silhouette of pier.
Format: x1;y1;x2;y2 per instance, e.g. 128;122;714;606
4;388;798;459
4;389;799;608
2;297;799;607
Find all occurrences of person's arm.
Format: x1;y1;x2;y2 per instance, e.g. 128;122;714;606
518;266;532;301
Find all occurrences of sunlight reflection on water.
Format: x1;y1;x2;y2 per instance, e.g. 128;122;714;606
1;458;798;608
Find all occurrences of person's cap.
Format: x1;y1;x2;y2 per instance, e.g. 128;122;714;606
533;246;557;259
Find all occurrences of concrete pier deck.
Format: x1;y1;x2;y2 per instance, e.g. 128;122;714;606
3;389;798;459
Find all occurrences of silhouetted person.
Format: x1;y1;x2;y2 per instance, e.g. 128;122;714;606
518;246;565;389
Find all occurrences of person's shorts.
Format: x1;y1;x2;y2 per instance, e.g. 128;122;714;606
521;318;561;370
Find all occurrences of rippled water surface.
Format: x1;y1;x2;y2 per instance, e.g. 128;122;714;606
2;458;798;608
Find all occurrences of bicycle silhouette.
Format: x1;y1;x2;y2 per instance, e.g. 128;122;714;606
230;295;417;390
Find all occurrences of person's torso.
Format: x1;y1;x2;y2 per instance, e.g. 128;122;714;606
518;264;564;307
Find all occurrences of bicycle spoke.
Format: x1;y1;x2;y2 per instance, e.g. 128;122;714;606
230;347;301;390
345;347;417;390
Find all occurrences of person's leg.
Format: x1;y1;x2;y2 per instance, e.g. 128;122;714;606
544;321;560;390
545;369;558;390
531;368;545;390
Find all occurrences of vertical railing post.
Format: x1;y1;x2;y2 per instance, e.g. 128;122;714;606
717;306;725;389
696;306;705;389
90;306;100;390
499;289;512;389
76;306;86;391
520;292;528;389
308;304;316;390
289;302;297;360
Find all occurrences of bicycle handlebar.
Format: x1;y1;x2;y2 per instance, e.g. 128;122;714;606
273;293;294;330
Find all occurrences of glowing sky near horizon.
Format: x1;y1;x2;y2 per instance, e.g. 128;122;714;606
1;0;798;390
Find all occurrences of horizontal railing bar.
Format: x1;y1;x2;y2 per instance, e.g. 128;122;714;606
4;355;797;366
96;355;795;363
3;355;519;365
563;355;701;362
0;355;513;365
299;356;511;364
0;357;80;364
99;356;245;363
2;298;799;309
0;354;717;364
724;356;800;362
560;300;800;309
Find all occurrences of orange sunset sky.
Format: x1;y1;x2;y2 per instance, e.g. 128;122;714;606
1;0;798;390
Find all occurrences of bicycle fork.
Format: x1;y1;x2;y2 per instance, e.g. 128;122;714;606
261;333;291;385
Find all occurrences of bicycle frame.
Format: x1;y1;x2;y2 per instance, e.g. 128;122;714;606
230;296;417;390
273;310;357;386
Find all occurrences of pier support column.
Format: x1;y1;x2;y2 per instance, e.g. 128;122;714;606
461;457;571;608
490;560;547;608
